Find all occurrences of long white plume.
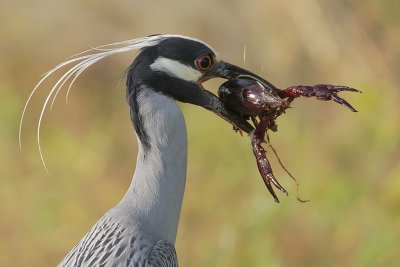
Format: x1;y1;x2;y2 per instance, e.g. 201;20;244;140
19;34;189;173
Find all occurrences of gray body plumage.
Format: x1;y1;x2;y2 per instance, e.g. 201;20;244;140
58;214;177;267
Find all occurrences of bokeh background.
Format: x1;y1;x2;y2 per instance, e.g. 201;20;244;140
1;0;399;266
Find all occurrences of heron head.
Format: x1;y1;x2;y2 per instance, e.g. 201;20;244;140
127;35;278;134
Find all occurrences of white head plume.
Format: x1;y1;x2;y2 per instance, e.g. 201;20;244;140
19;34;200;173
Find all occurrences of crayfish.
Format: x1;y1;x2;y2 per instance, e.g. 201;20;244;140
218;77;361;202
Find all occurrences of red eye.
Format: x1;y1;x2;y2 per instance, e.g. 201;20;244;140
195;54;213;71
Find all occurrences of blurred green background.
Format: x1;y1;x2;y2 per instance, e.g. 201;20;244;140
1;0;399;266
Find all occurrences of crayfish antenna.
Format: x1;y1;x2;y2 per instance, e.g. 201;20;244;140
266;133;310;203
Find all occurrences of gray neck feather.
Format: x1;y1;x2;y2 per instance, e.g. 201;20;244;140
120;88;188;244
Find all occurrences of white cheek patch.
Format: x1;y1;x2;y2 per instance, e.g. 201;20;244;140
150;57;202;82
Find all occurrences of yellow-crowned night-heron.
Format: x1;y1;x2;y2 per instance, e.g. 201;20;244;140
21;34;269;266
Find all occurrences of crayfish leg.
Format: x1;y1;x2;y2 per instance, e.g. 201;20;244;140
250;116;259;127
251;119;288;202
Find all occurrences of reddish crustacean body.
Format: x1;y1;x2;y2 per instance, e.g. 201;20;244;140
218;78;361;202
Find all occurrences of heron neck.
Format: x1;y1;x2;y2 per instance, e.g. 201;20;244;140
121;89;188;244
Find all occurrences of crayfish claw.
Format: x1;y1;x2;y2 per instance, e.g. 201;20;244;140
331;85;362;93
263;176;280;203
331;93;358;112
252;129;288;203
310;84;361;112
268;173;289;196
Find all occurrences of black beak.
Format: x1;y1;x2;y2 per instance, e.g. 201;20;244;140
212;61;279;92
192;86;254;133
194;61;278;134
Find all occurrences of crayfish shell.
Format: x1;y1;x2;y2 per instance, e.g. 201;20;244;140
218;78;285;117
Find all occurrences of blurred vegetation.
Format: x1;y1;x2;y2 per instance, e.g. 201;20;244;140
1;0;399;266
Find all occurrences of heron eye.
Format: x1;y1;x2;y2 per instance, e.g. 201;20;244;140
195;54;213;71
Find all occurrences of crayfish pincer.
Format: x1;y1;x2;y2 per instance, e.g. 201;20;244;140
218;78;361;203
